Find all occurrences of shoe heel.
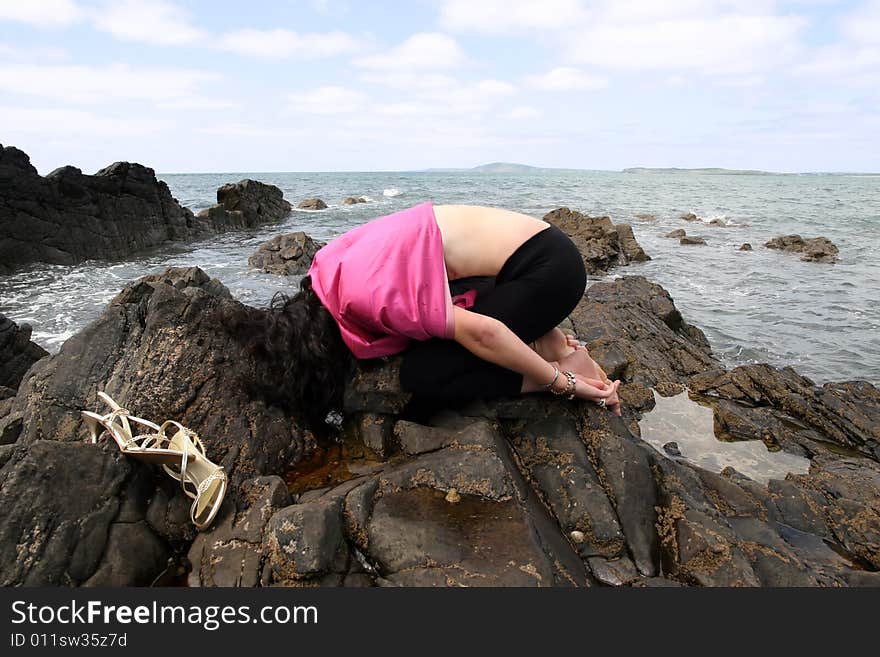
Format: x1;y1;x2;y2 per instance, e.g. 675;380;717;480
80;411;103;444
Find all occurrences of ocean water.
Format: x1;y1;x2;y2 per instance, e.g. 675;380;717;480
1;170;878;386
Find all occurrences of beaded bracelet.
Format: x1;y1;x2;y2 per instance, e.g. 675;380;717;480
550;370;577;400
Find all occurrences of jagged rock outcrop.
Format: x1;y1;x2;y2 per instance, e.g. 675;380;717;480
569;276;715;397
0;146;299;272
0;313;48;395
298;198;327;210
0;144;203;272
343;196;367;205
196;179;291;230
764;235;839;263
0;267;305;585
543;207;650;274
665;229;686;238
248;231;325;276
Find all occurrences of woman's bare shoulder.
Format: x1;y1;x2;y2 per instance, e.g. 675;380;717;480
433;204;549;227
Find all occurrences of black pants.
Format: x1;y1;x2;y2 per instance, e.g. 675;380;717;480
399;224;587;400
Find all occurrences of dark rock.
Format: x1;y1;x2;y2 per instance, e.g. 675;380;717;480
688;364;880;460
543;207;650;274
0;144;204;272
0;266;306;588
297;198;327;210
349;412;396;458
665;229;686;238
0;314;48;391
680;236;706;245
504;415;625;559
663;441;682;457
586;417;659;576
342;196;367;205
764;234;839;263
680;212;700;222
615;224;651;263
248;231;324;276
196;179;291;231
739;243;752;251
263;497;346;583
188;476;291;587
708;218;728;227
569;276;715;390
0;440;172;586
588;556;639;586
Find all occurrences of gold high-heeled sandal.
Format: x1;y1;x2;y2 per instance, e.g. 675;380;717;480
81;392;227;530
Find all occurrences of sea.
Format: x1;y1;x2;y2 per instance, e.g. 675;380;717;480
1;170;878;386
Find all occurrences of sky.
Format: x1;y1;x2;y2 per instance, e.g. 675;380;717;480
0;0;878;173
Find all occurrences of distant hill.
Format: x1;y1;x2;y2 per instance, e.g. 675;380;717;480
623;167;775;175
471;162;543;173
422;162;571;174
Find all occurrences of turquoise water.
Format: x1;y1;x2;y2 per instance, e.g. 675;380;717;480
1;170;878;386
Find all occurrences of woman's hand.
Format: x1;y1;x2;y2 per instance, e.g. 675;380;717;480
560;336;622;415
556;374;620;409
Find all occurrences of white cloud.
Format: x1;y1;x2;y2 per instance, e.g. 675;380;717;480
197;122;307;138
0;0;83;26
0;63;218;104
840;0;880;45
439;0;587;34
568;14;806;75
506;105;541;119
524;67;607;91
353;33;464;71
91;0;205;46
0;43;70;62
359;71;458;91
154;96;240;111
794;2;880;85
0;105;171;137
219;28;362;58
286;86;367;114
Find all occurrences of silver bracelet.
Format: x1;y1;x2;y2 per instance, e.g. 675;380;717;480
550;370;576;398
540;366;559;390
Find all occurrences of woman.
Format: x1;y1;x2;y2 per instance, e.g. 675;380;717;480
232;201;621;432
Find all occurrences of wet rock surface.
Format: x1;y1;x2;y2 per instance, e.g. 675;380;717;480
765;234;839;263
543;207;650;274
0;144;203;272
0;266;305;585
297;198;327;210
196;179;291;231
248;231;325;276
0;313;48;393
1;205;878;587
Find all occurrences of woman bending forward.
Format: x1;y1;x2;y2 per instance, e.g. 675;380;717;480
231;202;621;431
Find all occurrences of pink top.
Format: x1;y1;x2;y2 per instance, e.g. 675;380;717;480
307;201;475;359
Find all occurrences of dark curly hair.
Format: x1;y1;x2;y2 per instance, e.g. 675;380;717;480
220;274;355;434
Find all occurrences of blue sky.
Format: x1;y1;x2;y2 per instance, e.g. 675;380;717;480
1;0;878;173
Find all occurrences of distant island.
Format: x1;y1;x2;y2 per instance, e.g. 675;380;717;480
422;162;578;174
419;163;877;176
623;167;775;175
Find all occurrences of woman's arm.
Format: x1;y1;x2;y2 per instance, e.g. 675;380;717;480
451;306;618;402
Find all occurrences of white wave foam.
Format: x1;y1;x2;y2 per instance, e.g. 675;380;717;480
383;188;402;197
